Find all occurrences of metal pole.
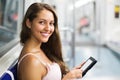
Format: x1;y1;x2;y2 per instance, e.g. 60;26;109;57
17;0;24;36
71;0;76;67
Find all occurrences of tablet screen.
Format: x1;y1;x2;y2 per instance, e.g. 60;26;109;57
81;59;92;71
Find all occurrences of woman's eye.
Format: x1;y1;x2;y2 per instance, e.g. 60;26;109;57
50;22;54;26
39;21;45;25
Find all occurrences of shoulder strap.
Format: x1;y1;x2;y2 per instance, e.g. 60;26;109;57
18;53;46;67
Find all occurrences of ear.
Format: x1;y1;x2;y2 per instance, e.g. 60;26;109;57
26;19;31;28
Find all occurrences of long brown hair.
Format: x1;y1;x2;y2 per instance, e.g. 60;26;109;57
20;3;68;76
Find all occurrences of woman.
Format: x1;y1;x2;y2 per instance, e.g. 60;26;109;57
17;2;84;80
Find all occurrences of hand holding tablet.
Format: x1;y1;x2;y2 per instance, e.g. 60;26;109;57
81;56;97;77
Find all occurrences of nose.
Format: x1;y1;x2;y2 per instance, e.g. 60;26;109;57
45;24;51;31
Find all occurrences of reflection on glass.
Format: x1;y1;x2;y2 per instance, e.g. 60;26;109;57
0;0;18;48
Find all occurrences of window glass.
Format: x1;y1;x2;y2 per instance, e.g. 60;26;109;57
0;0;19;55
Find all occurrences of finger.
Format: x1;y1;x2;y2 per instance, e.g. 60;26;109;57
70;69;82;79
75;70;82;79
76;73;82;79
79;61;86;69
74;61;86;69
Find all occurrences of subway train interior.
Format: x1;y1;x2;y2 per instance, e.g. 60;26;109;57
0;0;120;80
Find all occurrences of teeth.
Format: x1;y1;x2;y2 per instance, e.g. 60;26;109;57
41;33;49;37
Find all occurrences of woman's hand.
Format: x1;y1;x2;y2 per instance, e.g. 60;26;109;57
62;68;82;80
62;62;85;80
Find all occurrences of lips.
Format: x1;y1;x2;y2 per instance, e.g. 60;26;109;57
41;32;50;37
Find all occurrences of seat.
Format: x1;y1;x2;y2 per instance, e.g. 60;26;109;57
0;60;17;80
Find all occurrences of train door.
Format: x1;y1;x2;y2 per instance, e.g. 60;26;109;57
73;0;97;45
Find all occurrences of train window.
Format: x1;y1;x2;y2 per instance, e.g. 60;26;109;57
0;0;20;56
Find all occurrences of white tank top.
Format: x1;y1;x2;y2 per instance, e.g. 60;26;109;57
18;53;62;80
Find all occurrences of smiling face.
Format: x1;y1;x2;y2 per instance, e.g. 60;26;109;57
27;9;55;43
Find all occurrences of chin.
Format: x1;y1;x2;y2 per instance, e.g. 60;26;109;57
42;39;49;43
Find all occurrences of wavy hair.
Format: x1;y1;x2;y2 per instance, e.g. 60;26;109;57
20;3;68;77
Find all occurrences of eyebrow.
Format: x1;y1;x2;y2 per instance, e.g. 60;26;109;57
38;18;54;22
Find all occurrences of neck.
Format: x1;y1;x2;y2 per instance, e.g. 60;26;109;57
24;38;42;53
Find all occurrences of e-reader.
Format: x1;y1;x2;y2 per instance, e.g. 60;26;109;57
81;56;97;77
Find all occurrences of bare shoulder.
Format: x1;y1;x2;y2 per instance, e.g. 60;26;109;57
18;53;47;80
19;54;42;67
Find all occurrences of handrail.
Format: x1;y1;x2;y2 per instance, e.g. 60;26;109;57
0;42;22;76
0;38;20;57
59;27;73;32
0;26;16;33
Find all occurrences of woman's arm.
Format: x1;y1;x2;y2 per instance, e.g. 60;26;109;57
18;55;46;80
